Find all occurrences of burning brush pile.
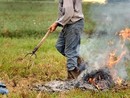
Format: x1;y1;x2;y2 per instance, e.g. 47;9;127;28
32;28;130;92
32;1;130;92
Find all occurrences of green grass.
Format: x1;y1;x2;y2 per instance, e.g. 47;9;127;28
0;1;58;37
0;37;130;98
1;89;130;98
0;1;95;38
0;36;66;80
0;1;130;98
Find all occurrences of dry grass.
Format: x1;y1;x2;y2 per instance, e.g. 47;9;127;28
0;37;130;98
0;1;130;98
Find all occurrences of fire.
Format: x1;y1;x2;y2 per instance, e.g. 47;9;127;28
107;28;128;68
86;28;129;90
107;50;126;68
106;46;126;85
110;69;123;85
107;51;117;68
88;78;96;85
106;28;129;85
88;77;100;89
119;28;130;44
115;77;123;85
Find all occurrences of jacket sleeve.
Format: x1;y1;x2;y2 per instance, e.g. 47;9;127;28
56;0;74;26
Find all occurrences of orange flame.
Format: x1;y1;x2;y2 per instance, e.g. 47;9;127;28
107;50;126;85
88;28;129;87
88;78;96;85
107;50;126;68
119;28;130;48
115;77;123;85
110;69;123;85
107;28;129;85
119;28;130;42
88;78;100;89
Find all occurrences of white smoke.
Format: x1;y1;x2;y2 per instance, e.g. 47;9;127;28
79;1;130;81
107;0;130;3
90;1;130;34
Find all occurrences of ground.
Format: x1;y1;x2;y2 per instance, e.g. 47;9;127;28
0;1;130;98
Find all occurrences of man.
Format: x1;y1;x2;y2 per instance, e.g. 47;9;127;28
49;0;84;79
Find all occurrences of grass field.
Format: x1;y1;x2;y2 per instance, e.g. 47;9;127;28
0;1;94;38
0;1;130;98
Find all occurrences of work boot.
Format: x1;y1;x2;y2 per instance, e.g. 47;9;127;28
67;57;86;80
77;56;83;64
77;57;86;71
67;67;80;80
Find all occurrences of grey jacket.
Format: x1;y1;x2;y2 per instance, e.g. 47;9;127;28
56;0;84;26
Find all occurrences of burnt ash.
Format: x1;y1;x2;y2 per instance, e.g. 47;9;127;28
32;68;116;92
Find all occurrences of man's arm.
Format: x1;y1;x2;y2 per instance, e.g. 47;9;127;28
56;0;74;26
49;0;74;32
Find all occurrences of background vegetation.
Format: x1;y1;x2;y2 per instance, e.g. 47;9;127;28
0;1;94;38
0;1;130;98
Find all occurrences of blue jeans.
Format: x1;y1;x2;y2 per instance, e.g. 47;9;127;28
56;19;84;71
0;83;9;94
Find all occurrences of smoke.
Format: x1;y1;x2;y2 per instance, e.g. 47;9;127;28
107;0;130;3
79;1;130;81
90;1;130;34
